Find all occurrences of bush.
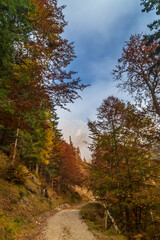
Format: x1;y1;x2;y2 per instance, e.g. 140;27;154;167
0;151;30;183
2;163;29;184
0;151;11;175
81;203;105;228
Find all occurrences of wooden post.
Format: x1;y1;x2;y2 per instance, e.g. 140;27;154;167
106;210;120;234
105;210;108;229
103;204;120;234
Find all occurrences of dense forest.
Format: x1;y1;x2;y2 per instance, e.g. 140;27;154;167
0;0;88;187
0;0;160;240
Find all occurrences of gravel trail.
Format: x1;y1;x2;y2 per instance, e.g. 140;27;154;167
43;208;96;240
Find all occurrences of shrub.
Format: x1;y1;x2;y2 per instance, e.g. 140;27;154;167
81;203;105;228
2;163;29;184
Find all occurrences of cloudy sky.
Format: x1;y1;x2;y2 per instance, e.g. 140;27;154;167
57;0;156;160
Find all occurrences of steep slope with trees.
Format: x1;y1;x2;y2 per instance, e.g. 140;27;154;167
0;1;88;239
0;0;88;179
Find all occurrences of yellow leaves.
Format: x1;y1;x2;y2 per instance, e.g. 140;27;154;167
13;59;40;82
41;158;49;165
39;114;59;166
28;0;43;22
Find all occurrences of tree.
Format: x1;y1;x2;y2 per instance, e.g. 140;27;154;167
113;34;160;118
141;0;160;68
0;0;33;112
141;0;160;65
59;141;84;187
0;0;33;72
18;110;48;170
88;96;160;237
26;0;89;108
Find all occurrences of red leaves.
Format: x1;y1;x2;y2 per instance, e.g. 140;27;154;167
59;141;84;186
113;34;160;117
27;0;88;108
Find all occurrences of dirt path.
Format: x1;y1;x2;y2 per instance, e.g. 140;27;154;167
42;208;96;240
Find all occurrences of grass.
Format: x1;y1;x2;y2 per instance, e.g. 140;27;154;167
0;171;55;239
0;175;70;239
0;151;84;239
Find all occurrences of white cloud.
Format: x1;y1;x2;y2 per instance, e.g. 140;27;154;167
61;0;136;35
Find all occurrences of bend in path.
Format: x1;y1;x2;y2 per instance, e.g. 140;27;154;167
43;208;96;240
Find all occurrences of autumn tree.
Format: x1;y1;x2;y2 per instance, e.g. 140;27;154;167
113;34;160;118
39;111;63;186
88;96;160;237
59;141;84;188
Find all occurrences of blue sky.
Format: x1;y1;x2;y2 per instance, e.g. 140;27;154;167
57;0;156;159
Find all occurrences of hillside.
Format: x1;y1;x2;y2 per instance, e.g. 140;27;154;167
0;151;82;240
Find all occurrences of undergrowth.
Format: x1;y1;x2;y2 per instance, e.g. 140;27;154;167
80;203;127;240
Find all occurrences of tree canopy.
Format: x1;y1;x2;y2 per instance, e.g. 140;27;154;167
88;96;160;238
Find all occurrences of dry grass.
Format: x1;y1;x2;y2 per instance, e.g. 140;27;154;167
0;151;78;240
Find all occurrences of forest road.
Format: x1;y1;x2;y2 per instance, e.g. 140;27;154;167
41;208;96;240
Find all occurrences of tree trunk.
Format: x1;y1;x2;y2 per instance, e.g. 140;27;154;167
2;129;7;146
12;128;19;164
105;211;109;229
36;164;39;173
150;88;160;117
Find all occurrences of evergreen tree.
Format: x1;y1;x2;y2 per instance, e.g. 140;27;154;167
141;0;160;67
